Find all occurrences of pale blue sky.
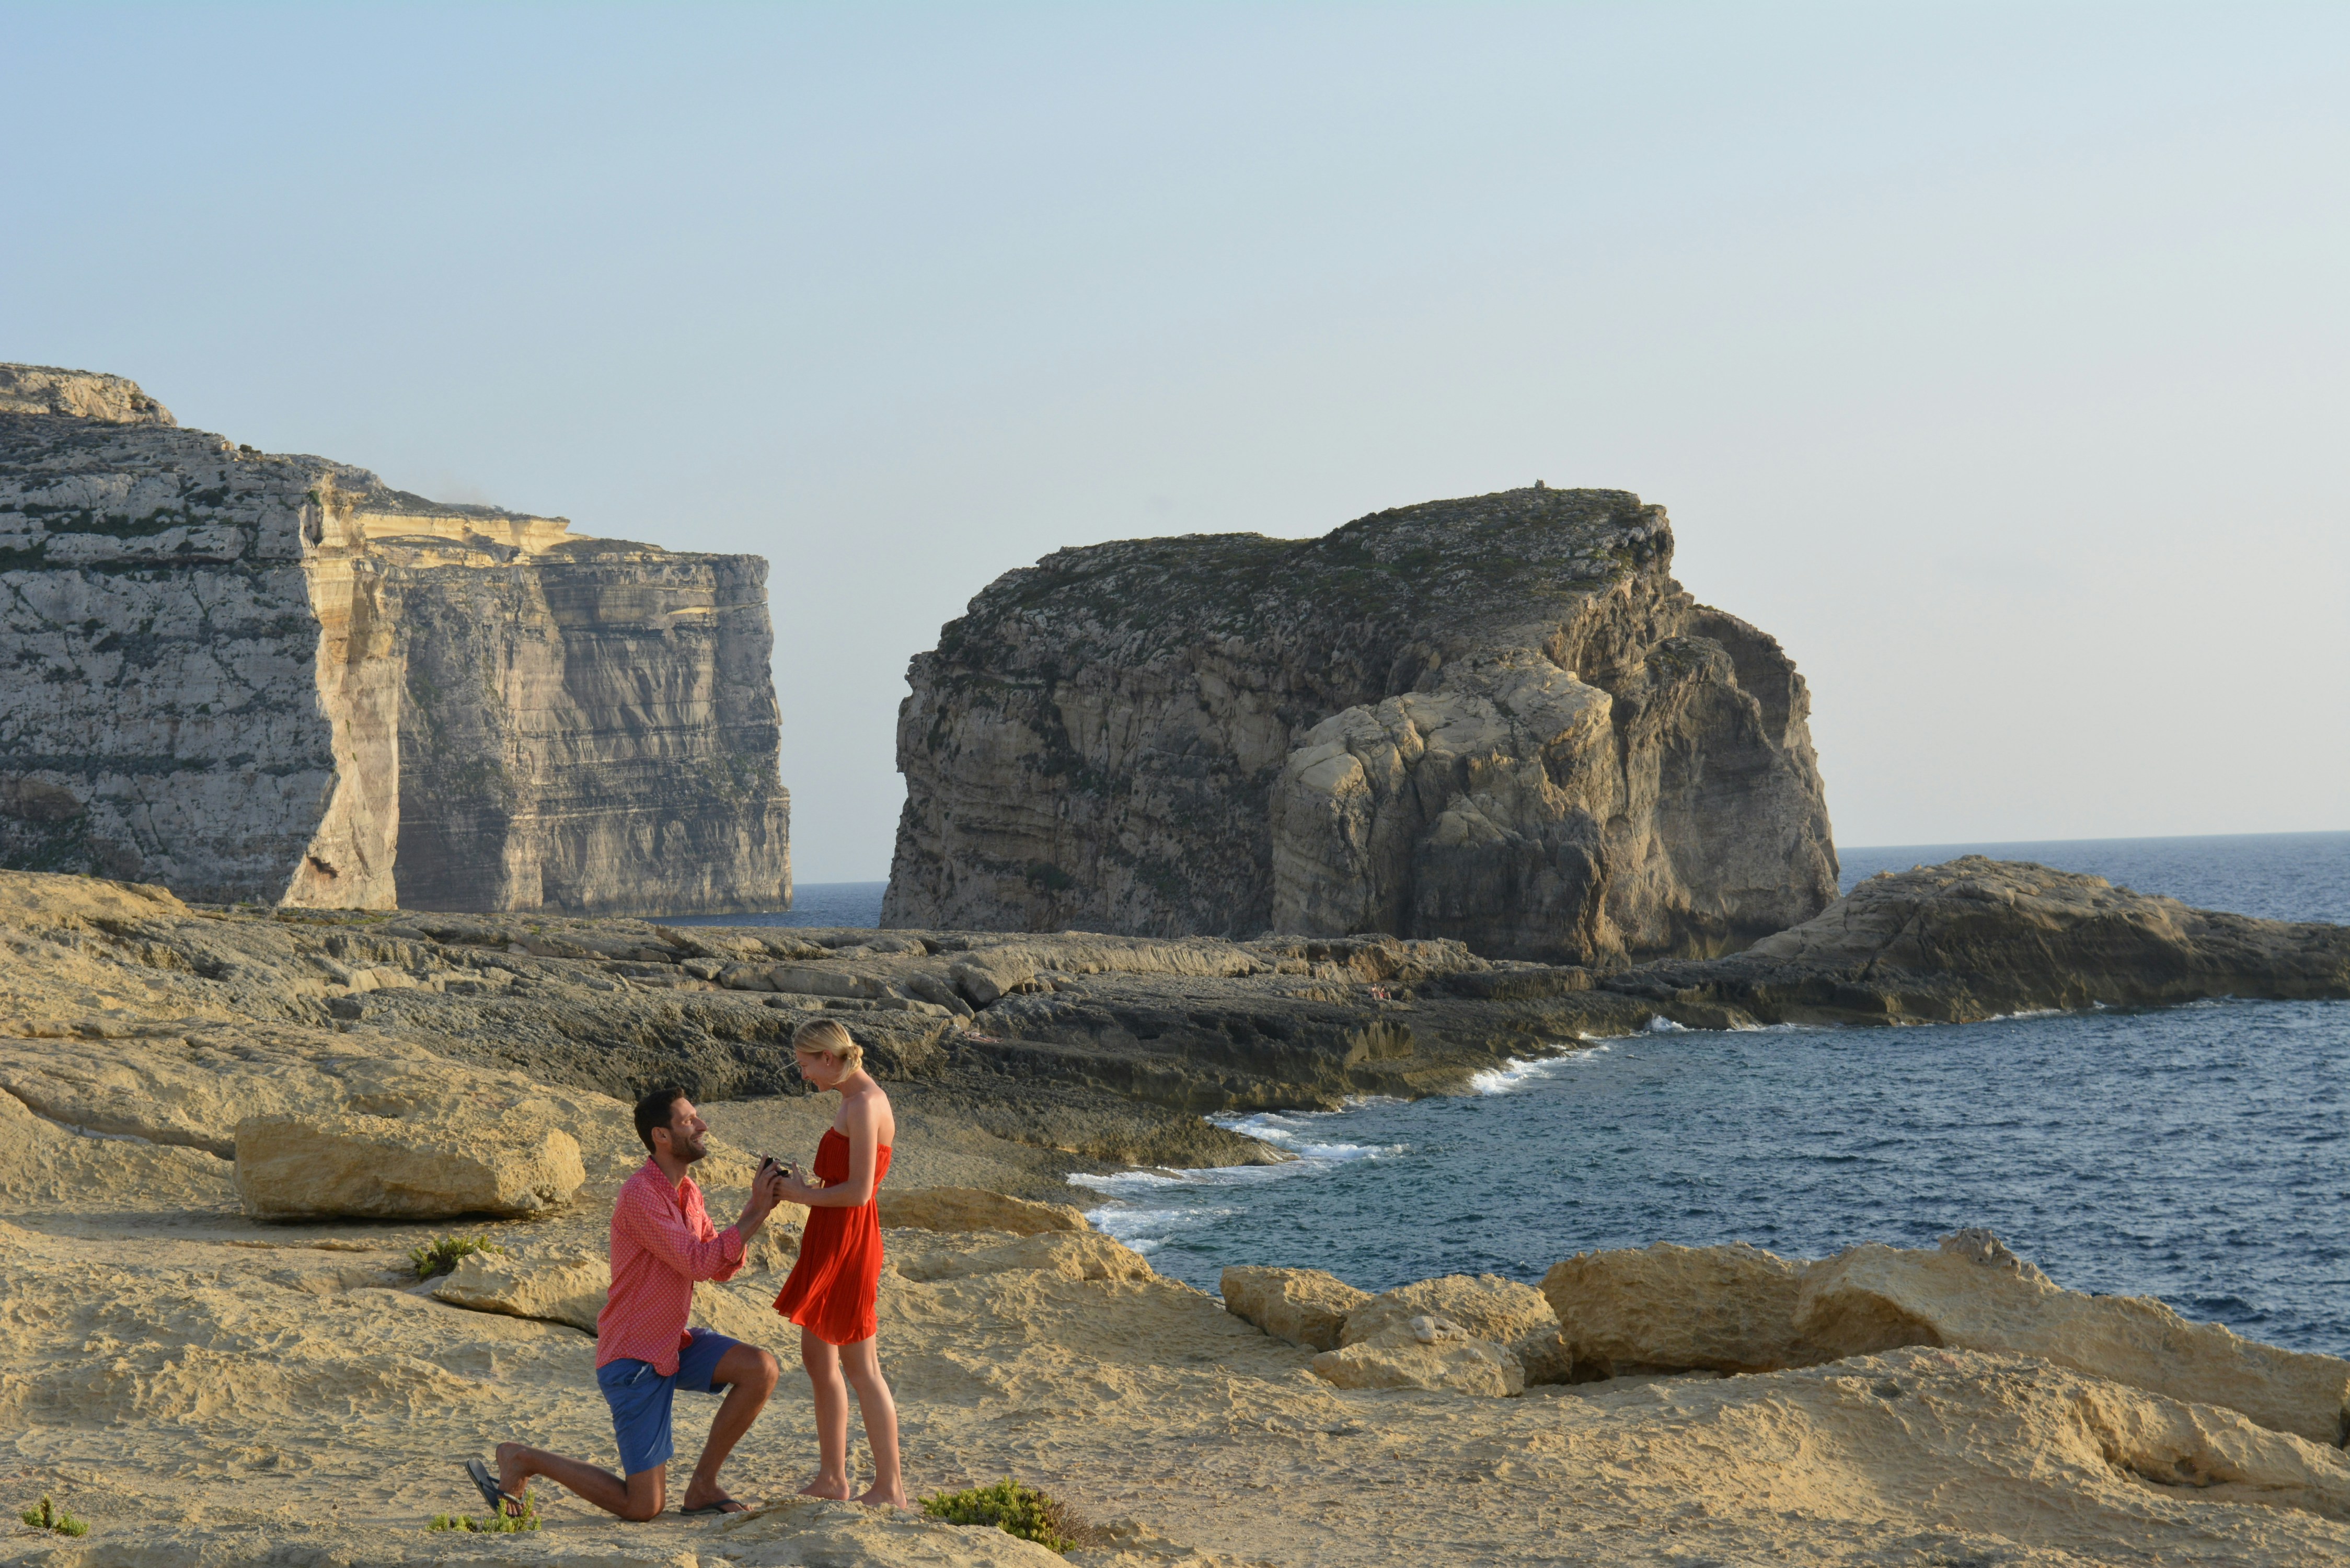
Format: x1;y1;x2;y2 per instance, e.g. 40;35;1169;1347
5;4;2344;881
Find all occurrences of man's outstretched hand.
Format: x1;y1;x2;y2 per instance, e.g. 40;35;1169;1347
735;1163;793;1241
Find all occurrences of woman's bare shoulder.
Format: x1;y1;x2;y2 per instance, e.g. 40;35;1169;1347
849;1078;895;1139
841;1078;893;1124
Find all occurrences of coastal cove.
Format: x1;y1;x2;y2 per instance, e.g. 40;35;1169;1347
3;834;2344;1564
1070;832;2350;1355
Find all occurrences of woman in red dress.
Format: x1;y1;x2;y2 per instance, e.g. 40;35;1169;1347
770;1018;905;1508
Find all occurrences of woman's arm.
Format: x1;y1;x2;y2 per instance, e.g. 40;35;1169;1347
790;1098;883;1208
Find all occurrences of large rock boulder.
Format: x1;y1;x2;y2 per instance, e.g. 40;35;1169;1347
1220;1265;1372;1351
1797;1233;2350;1447
885;487;1835;963
880;1186;1090;1236
1543;1232;2350;1445
1610;857;2350;1024
234;1110;584;1219
1340;1273;1571;1383
0;1004;651;1192
1310;1313;1526;1397
1541;1241;1828;1377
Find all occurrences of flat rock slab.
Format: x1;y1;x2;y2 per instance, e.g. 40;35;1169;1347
431;1247;607;1332
234;1111;584;1219
1221;1265;1372;1352
895;1230;1155;1285
879;1185;1091;1236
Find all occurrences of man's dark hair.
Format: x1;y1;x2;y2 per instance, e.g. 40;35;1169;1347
633;1086;687;1153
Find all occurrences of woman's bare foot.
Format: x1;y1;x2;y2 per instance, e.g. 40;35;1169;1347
857;1482;912;1511
798;1474;854;1501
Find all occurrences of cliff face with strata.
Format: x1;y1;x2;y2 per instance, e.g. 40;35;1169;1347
885;487;1835;964
0;363;789;914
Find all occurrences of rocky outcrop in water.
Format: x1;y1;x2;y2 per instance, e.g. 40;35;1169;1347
885;487;1837;964
1613;855;2350;1024
0;363;788;914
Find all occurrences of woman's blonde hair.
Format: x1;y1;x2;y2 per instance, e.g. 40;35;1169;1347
791;1017;863;1076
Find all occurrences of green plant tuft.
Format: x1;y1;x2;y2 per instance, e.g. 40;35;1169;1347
921;1479;1090;1554
427;1496;539;1533
410;1234;505;1281
19;1495;88;1537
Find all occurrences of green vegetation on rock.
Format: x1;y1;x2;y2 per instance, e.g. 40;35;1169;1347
19;1496;87;1537
410;1234;505;1281
427;1496;539;1533
921;1478;1090;1553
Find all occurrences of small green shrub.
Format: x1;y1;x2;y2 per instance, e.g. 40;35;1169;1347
921;1479;1088;1554
428;1496;539;1533
19;1496;88;1537
410;1235;505;1281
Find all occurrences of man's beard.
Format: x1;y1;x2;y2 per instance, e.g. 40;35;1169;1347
672;1128;707;1162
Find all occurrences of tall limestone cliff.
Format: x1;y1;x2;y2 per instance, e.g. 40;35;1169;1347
0;363;789;914
884;487;1835;964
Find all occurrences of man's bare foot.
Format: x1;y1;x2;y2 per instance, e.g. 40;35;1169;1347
798;1475;854;1501
678;1479;743;1515
492;1443;532;1517
856;1483;912;1511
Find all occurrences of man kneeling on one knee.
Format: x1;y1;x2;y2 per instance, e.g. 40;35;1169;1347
468;1087;791;1520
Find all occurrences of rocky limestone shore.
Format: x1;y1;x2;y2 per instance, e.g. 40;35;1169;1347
1218;1232;2350;1446
885;487;1837;965
4;864;2349;1565
4;865;2350;1561
8;855;2336;1180
0;363;789;915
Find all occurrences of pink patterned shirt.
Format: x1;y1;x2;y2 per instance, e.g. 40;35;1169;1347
594;1159;745;1372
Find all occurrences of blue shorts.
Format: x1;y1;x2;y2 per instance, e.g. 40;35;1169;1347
596;1328;739;1478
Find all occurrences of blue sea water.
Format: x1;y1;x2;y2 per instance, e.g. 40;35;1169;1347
1072;831;2350;1356
658;881;887;930
655;840;2350;1351
662;834;2349;935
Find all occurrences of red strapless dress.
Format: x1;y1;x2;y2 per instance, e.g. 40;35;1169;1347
772;1128;892;1346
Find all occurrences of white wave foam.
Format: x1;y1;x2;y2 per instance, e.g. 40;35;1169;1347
1082;1195;1245;1253
1066;1168;1189;1200
1468;1043;1610;1094
1645;1014;1689;1033
1206;1110;1396;1162
1070;1106;1407;1249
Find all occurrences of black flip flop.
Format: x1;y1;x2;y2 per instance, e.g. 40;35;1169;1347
678;1498;747;1517
465;1458;526;1518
